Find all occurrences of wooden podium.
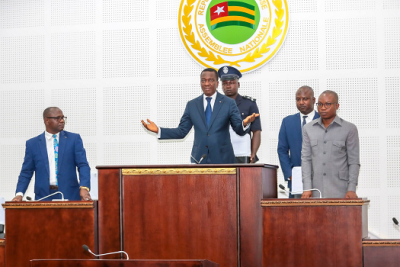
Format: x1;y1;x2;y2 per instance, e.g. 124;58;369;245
0;239;4;267
261;198;369;267
2;201;98;267
97;164;278;267
363;239;400;267
30;259;219;267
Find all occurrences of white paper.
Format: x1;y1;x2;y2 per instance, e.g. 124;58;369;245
292;167;303;193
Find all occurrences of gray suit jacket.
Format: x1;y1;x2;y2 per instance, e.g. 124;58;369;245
301;115;360;198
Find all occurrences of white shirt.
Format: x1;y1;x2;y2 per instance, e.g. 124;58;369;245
45;131;59;186
203;91;217;111
300;110;315;126
16;131;59;196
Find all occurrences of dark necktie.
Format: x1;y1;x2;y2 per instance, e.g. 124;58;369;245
205;97;212;127
302;116;308;128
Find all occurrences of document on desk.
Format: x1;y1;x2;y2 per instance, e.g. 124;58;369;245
292;167;303;193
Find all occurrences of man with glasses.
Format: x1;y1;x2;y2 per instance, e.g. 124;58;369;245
12;107;91;201
301;90;360;198
218;66;261;163
142;68;259;164
278;86;320;198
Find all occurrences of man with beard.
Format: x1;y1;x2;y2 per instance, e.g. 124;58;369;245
278;86;320;198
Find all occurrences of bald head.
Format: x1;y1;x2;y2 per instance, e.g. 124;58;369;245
43;107;61;120
295;85;315;114
296;85;314;98
320;90;338;103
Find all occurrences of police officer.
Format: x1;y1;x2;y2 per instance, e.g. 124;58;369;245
218;66;262;163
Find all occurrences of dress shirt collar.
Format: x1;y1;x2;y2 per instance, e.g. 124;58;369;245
203;91;217;101
300;110;315;119
314;115;342;127
45;131;59;140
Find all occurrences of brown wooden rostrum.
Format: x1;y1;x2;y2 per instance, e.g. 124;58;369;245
4;201;98;267
363;239;400;267
30;259;220;267
96;164;278;267
262;198;369;267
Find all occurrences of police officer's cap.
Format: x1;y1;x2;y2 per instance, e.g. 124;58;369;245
218;66;242;81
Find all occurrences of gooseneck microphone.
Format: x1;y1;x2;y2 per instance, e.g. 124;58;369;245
279;184;323;198
393;217;399;226
191;154;207;164
37;191;65;201
26;196;32;201
83;244;129;260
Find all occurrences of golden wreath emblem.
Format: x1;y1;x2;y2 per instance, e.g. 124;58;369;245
179;0;289;73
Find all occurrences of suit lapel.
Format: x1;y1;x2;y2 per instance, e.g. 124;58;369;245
313;112;320;120
208;92;223;129
294;113;302;140
39;132;49;176
196;95;208;129
58;131;66;170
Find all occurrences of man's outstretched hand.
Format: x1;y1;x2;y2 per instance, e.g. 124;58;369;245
243;113;259;127
141;119;159;133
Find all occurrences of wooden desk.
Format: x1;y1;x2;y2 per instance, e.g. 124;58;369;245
0;239;4;267
261;199;369;267
3;201;98;267
363;239;400;267
97;164;278;267
30;259;218;267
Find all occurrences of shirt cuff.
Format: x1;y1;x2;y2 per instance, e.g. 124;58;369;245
242;122;251;131
347;183;357;192
16;192;24;197
157;127;161;138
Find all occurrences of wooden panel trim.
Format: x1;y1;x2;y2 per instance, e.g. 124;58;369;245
0;239;4;246
363;240;400;247
122;168;236;175
97;164;278;169
2;201;94;209
261;199;369;207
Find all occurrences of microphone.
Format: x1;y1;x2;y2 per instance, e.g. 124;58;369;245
26;196;32;201
393;217;399;226
83;244;129;260
198;154;207;164
37;191;66;201
191;154;207;164
279;184;323;198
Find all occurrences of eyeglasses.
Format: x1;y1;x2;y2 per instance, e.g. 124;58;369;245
47;116;67;122
316;103;337;108
222;80;237;86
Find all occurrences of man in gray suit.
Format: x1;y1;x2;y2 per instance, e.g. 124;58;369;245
301;90;360;198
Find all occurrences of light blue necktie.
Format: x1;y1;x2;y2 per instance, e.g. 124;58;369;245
205;97;212;127
53;134;58;186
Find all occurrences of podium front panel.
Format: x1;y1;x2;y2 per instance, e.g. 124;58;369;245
122;169;238;267
30;259;219;267
0;239;4;267
262;199;369;267
3;201;98;267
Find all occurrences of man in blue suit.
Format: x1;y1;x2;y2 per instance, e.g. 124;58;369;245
277;86;320;198
12;107;91;201
141;68;259;164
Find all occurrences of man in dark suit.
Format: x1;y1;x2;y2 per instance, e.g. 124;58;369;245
141;68;259;164
277;86;320;198
12;107;91;201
